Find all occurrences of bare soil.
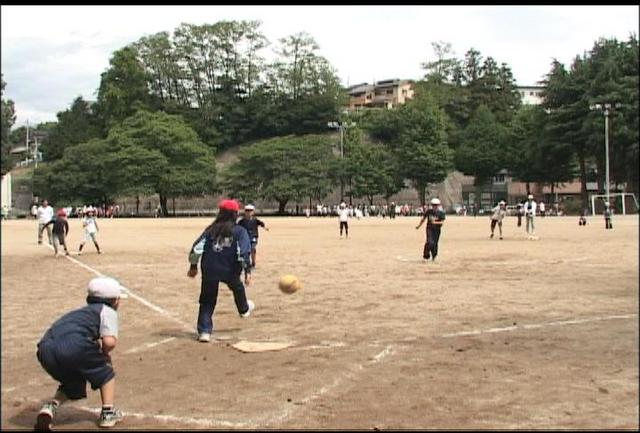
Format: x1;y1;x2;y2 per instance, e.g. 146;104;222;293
1;214;638;429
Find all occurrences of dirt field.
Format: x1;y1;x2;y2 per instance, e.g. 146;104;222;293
1;214;638;429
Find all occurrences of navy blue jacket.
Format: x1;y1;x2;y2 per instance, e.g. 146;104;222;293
189;225;251;281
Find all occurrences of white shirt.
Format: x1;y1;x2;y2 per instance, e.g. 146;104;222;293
524;200;537;217
338;208;349;222
37;205;54;224
491;205;507;221
83;216;98;234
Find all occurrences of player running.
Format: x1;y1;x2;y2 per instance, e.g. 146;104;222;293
78;207;102;255
416;198;446;261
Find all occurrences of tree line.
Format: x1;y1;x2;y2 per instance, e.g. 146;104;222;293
1;21;637;214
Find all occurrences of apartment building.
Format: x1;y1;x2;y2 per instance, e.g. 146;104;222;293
347;79;414;111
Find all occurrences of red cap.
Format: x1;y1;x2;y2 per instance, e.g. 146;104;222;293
218;199;240;212
57;208;67;216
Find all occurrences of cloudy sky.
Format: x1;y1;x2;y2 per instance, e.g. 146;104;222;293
2;5;638;127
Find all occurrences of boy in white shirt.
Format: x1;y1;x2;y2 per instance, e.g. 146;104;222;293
523;195;537;235
489;201;507;239
338;202;350;238
78;208;102;255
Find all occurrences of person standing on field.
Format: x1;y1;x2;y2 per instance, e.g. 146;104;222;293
416;198;446;261
34;277;127;430
237;204;269;269
604;202;613;229
523;194;537;235
78;208;102;255
338;202;350;238
489;200;507;239
37;199;54;245
187;199;255;343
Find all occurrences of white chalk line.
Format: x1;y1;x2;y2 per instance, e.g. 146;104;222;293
440;314;637;338
45;244;194;333
124;337;178;355
18;397;249;428
258;344;395;427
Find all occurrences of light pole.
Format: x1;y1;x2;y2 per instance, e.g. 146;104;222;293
589;103;621;208
328;121;345;202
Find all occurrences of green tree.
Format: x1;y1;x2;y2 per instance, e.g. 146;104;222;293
1;76;17;175
40;97;102;161
94;46;153;133
106;110;216;216
456;105;509;206
223;134;337;213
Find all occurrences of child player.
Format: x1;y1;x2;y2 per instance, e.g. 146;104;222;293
78;207;102;255
489;200;507;239
237;204;269;269
187;199;255;343
34;277;127;430
416;198;446;261
338;202;349;238
40;209;70;256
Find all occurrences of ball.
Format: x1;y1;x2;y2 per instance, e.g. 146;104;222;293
279;274;302;294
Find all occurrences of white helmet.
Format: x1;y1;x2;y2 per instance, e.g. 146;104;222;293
527;194;534;200
244;204;255;211
430;198;441;205
340;202;346;208
499;200;506;206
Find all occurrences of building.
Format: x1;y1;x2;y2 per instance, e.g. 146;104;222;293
346;79;414;111
517;85;545;105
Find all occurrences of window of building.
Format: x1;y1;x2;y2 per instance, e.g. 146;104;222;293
493;174;506;183
530;91;534;96
386;89;393;95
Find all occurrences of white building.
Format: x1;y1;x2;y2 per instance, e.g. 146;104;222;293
517;85;545;105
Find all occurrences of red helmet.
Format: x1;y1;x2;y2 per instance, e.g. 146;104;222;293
218;199;240;212
57;208;67;217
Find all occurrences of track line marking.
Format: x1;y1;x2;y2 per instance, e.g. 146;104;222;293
124;337;178;355
45;244;194;333
258;344;395;426
440;314;637;338
18;397;249;428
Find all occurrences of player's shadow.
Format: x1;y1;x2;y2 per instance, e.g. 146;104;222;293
9;402;97;429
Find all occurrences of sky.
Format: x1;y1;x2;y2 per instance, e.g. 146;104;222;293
2;5;638;127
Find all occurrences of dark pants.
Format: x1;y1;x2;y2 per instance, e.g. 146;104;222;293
339;221;348;236
605;218;613;229
423;228;441;260
197;276;250;334
37;339;114;400
517;214;522;227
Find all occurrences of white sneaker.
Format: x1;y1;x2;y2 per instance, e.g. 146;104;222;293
240;300;255;318
197;333;211;343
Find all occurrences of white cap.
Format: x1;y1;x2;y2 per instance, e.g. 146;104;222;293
527;194;534;200
430;198;441;205
340;202;346;208
245;204;255;211
499;200;506;205
88;277;128;299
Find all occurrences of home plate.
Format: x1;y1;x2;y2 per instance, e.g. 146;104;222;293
231;340;294;353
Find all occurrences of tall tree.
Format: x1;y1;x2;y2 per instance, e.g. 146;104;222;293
223;134;337;213
40;97;101;161
94;46;152;133
1;76;17;175
455;104;509;206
